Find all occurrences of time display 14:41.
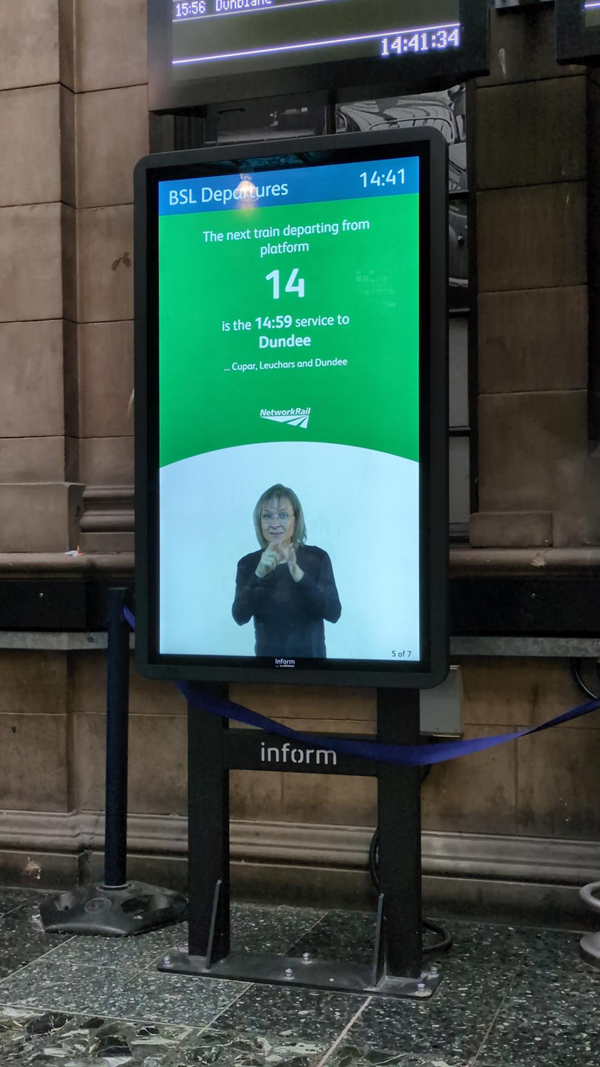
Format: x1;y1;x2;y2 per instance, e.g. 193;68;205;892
381;27;461;56
360;168;405;189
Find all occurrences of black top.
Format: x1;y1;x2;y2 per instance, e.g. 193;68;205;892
232;545;341;658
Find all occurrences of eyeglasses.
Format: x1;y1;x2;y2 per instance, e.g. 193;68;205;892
261;511;293;524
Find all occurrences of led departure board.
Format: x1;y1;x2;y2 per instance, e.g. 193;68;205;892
557;0;600;63
134;130;449;687
148;0;489;110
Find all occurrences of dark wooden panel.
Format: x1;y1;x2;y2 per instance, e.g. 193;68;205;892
1;573;599;638
0;580;87;632
451;575;600;635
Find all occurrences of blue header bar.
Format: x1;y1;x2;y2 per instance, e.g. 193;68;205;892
158;156;419;216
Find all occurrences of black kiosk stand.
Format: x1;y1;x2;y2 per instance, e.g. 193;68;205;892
135;129;449;1001
157;686;439;999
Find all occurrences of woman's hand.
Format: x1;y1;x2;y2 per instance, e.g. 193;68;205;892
283;544;304;583
255;542;282;578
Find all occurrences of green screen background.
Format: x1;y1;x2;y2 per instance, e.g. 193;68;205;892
158;192;419;469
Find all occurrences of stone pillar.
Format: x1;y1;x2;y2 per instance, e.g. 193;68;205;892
471;5;600;549
0;0;82;551
74;0;148;552
0;0;147;554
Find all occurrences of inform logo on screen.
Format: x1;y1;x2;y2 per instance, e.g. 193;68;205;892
260;407;311;429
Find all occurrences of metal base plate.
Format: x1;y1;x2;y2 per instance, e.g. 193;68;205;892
580;932;600;969
158;949;441;999
40;881;187;936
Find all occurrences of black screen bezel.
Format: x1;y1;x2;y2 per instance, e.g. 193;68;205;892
134;129;449;688
148;0;489;111
556;0;600;64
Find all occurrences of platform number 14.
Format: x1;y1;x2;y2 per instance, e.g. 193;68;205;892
266;268;305;300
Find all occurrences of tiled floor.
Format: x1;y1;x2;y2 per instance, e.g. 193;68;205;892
0;889;597;1065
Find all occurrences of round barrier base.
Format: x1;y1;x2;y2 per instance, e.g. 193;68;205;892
580;931;600;970
39;881;187;937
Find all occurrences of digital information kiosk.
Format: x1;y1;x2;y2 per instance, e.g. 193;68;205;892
148;0;489;108
135;128;449;997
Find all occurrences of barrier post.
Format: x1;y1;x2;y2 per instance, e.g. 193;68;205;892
103;588;130;889
39;589;187;936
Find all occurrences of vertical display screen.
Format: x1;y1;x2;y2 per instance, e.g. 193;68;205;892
158;157;421;667
135;132;449;687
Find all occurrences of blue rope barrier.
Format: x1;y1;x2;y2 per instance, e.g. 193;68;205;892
123;608;600;767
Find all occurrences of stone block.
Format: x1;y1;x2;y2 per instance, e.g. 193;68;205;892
0;0;60;91
230;769;283;821
0;483;84;552
0;86;61;206
78;530;134;553
230;684;376;723
70;651;184;716
551;452;600;546
76;85;148;208
75;0;147;92
477;5;583;88
128;714;187;814
458;656;593;729
70;712;104;811
0;438;71;483
0;203;75;322
478;391;588;511
77;206;134;322
422;725;517;836
469;511;553;549
78;437;134;486
476;77;586;190
477;184;587;293
517;726;600;839
478;288;588;393
0;713;68;811
280;772;377;827
0;321;65;437
78;322;134;437
0;651;67;715
74;711;185;814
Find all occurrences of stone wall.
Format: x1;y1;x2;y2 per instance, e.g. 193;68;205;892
0;3;599;906
1;647;599;902
472;6;600;548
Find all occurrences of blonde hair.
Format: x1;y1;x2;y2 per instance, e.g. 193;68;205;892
253;484;307;548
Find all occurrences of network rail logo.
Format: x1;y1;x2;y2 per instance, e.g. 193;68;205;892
260;407;311;429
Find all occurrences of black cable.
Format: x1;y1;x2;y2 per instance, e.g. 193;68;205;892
368;826;453;956
570;658;600;701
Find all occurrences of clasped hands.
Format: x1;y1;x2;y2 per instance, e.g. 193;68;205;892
255;541;304;583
